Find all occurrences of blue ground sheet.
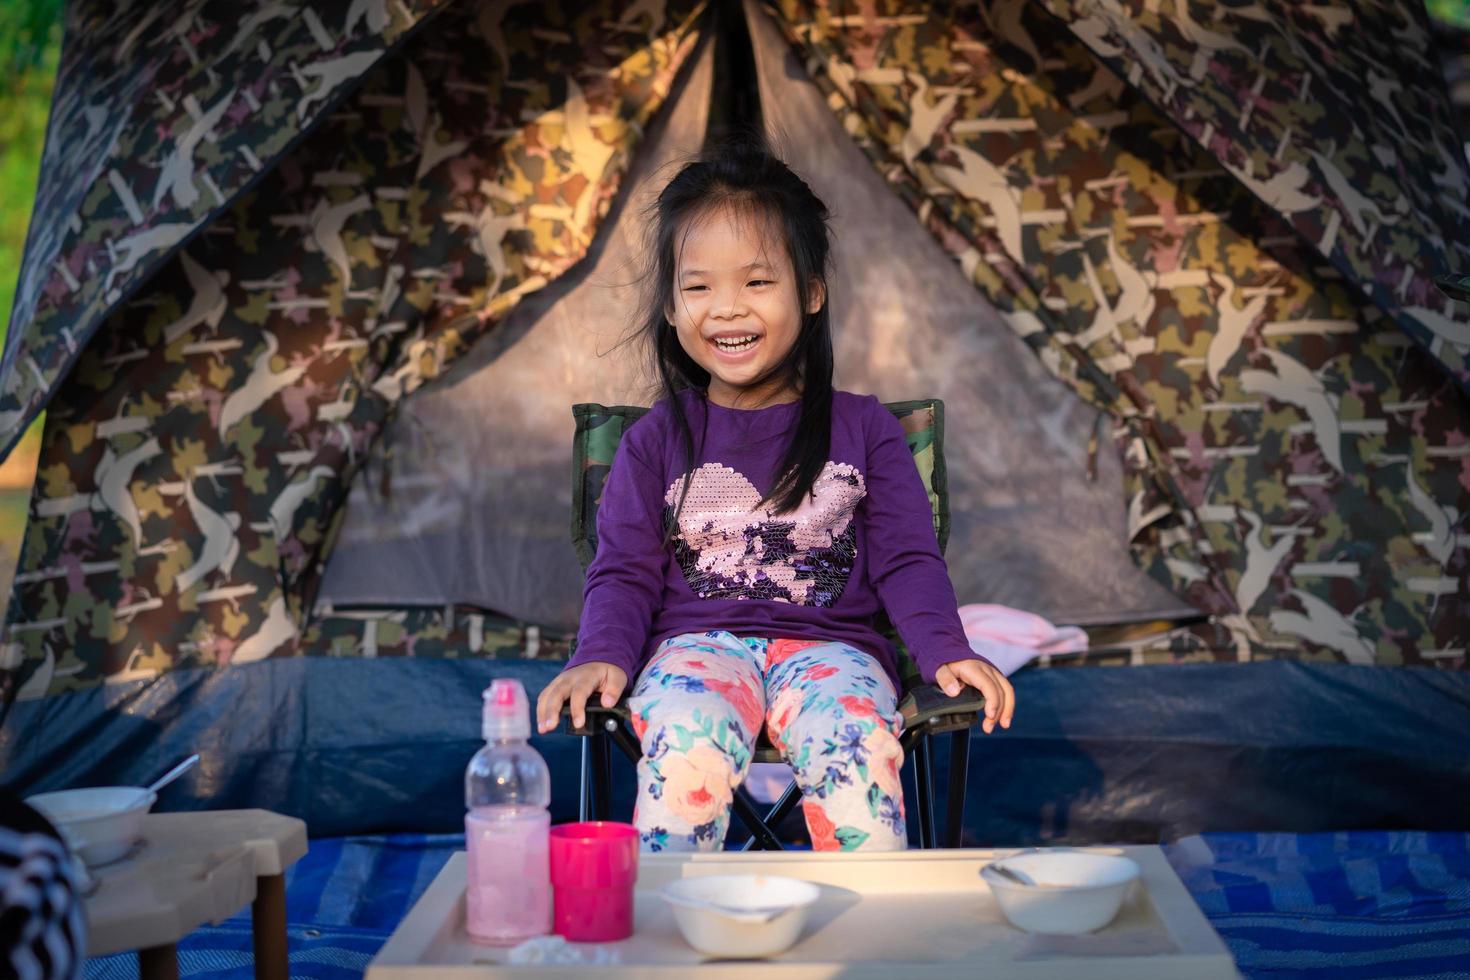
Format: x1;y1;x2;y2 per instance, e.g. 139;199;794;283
84;829;1470;979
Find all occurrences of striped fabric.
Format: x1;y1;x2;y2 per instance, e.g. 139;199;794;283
83;831;1470;979
1;798;86;980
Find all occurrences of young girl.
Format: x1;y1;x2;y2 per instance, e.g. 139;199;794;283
536;139;1015;852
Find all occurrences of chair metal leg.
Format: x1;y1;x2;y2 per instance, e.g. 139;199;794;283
740;779;804;852
591;730;613;821
766;778;804;827
581;711;791;850
578;738;592;822
732;787;785;850
608;723;644;763
913;734;936;849
599;727;615;816
945;728;971;848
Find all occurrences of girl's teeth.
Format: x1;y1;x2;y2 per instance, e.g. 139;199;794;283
715;337;757;352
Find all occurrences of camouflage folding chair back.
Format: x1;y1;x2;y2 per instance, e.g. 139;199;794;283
564;398;986;849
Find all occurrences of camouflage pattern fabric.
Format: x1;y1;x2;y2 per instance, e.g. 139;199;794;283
303;603;571;661
0;0;450;463
289;11;1470;675
1035;0;1470;392
1;0;707;699
761;0;1469;668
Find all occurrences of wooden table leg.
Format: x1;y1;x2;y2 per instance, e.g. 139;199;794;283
252;873;288;980
138;944;179;980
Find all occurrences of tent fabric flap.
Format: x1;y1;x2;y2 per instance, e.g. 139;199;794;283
3;0;1467;712
314;8;1202;638
0;0;452;464
1034;0;1470;393
758;0;1469;667
0;0;708;701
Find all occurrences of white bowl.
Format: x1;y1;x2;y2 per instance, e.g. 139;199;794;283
25;787;156;866
660;874;821;958
981;851;1141;935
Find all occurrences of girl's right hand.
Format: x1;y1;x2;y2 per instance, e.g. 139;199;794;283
536;662;629;734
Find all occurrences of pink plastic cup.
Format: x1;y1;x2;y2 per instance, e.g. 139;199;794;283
549;821;639;942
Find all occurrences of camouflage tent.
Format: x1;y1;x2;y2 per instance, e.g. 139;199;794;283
1;0;1467;833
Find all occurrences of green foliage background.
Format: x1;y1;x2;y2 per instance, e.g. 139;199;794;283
1431;0;1470;26
0;0;62;602
1;0;62;352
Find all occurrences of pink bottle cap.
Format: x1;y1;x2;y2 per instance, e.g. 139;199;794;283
483;678;531;740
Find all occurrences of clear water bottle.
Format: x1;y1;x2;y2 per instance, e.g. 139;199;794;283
465;678;551;945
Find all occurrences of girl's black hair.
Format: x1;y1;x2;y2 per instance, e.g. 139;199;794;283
636;134;835;545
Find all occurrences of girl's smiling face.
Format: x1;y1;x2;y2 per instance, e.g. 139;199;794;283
667;204;824;409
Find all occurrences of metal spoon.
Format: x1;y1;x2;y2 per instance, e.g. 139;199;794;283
146;754;200;795
985;863;1038;887
673;896;792;923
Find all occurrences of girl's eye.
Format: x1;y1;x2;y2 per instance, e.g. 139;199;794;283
683;285;707;292
749;280;770;287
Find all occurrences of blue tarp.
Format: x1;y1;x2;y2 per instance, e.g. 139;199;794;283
7;658;1470;843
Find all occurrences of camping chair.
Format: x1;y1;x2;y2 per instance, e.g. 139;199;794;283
559;399;986;849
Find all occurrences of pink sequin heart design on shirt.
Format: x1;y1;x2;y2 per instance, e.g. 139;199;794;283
663;461;866;606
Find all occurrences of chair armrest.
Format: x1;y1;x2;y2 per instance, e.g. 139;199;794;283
558;700;632;737
899;682;986;736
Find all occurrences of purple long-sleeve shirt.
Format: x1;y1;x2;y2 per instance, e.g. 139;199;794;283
568;388;986;690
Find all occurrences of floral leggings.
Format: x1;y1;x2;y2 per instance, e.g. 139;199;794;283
627;630;907;852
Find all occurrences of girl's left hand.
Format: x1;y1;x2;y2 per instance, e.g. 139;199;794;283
935;658;1014;734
